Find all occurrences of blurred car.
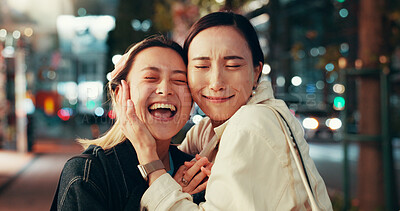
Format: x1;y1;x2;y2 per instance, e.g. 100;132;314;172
295;110;342;141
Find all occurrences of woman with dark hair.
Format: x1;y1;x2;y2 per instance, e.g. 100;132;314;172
51;36;199;210
121;12;332;210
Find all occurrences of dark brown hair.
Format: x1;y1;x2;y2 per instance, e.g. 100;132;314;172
183;11;264;75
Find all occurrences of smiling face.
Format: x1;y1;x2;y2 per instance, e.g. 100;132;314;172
187;26;261;126
126;47;192;141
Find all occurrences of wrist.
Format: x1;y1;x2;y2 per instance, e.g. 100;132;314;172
138;160;165;182
148;169;166;185
136;148;159;165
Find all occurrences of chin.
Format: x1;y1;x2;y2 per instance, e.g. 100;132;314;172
149;127;177;141
206;110;233;122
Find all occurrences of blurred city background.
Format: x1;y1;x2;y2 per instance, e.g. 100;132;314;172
0;0;399;210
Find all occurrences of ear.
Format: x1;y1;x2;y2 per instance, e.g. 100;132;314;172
253;61;263;87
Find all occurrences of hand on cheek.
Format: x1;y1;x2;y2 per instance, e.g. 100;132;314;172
117;80;158;164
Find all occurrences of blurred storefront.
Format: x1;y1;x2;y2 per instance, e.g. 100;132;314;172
0;0;120;151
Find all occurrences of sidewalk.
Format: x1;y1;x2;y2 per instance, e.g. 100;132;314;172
0;138;82;190
0;151;35;192
0;138;82;211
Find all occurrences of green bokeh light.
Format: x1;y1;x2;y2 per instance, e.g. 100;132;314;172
334;96;345;109
86;100;96;110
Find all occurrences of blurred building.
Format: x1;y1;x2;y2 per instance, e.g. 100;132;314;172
0;0;120;151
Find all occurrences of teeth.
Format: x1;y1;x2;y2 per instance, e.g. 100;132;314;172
149;103;176;111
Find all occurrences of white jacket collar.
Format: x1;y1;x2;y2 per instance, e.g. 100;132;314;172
247;80;275;105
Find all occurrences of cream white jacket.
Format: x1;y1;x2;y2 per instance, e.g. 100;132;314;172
140;81;333;210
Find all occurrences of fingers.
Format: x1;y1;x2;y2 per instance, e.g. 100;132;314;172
195;154;203;160
184;161;195;168
189;180;208;195
183;157;210;183
173;165;187;184
201;166;212;177
120;80;136;126
182;170;207;193
116;84;124;122
121;80;128;114
179;157;210;193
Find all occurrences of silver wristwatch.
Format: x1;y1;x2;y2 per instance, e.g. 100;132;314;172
137;160;165;181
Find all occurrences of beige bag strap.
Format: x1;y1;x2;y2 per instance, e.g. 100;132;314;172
267;105;321;211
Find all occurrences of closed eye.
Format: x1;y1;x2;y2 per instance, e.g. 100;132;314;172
173;79;187;85
195;66;209;69
144;77;158;82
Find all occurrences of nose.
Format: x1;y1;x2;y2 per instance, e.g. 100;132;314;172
156;80;173;96
209;66;225;92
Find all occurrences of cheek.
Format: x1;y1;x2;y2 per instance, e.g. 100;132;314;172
188;77;204;97
178;87;193;108
188;69;204;88
129;85;141;105
129;85;150;119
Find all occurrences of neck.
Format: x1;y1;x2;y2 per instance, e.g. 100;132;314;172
155;139;171;171
211;119;226;128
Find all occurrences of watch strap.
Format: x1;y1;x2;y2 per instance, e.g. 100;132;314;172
137;160;165;181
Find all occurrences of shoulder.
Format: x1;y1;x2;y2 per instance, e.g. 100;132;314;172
186;117;212;137
227;104;279;133
57;149;109;206
180;117;213;153
60;148;107;185
221;104;292;166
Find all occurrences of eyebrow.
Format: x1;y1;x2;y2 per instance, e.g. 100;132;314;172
172;70;187;75
191;56;244;60
140;67;186;75
192;57;210;61
224;55;244;60
141;66;160;72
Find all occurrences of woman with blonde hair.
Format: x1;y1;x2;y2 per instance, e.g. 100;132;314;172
51;36;203;210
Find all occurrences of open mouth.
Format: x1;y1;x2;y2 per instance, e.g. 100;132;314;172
148;103;177;119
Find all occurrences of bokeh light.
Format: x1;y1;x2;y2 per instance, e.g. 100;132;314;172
325;63;335;72
303;118;319;130
339;8;349;18
291;76;302;86
276;76;285;87
24;28;33;37
333;84;345;94
262;64;271;75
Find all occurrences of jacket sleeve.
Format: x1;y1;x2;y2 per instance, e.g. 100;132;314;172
141;128;293;211
140;106;316;211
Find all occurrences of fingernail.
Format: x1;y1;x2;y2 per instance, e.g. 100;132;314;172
127;100;132;106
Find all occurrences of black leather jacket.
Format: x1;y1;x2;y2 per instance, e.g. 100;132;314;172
51;140;194;211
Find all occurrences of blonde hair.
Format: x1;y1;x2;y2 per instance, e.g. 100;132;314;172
78;36;187;150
